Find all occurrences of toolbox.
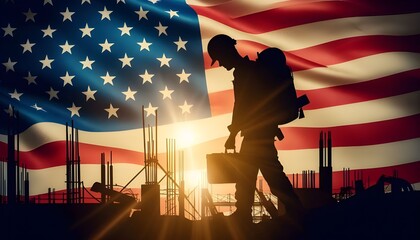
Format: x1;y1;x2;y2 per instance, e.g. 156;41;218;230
206;149;241;184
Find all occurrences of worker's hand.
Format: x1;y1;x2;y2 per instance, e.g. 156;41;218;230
224;133;236;150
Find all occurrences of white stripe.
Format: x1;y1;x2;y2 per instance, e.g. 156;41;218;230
197;13;420;51
294;52;420;90
206;52;420;93
17;137;420;195
2;91;418;151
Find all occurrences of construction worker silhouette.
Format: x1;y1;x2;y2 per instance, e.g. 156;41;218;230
208;34;304;225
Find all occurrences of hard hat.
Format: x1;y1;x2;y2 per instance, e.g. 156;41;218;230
207;34;237;66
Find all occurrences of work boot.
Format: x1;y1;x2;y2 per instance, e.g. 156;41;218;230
226;210;253;225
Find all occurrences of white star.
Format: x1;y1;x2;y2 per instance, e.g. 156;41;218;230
60;7;74;22
157;53;171;67
2;24;16;37
149;0;159;4
23;8;37;22
154;22;168;36
105;104;119;119
179;100;193;114
40;55;54;69
122;87;137;101
99;39;114;52
4;104;14;117
116;0;126;3
137;38;152;51
59;41;74;54
174;37;187;51
118;22;132;36
119;53;133;68
82;86;96;101
139;70;154;84
144;103;158;117
166;10;179;19
9;89;23;101
46;87;59;100
98;6;112;20
101;71;115;85
159;86;174;100
41;25;56;38
80;23;94;37
81;0;91;4
67;103;81;117
177;69;191;83
24;72;37;85
60;71;75;86
3;58;17;72
31;103;46;112
135;6;148;20
80;56;94;70
21;39;35;53
43;0;53;6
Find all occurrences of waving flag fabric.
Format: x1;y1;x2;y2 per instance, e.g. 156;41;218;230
0;0;419;198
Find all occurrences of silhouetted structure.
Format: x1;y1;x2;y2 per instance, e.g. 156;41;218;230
319;131;333;195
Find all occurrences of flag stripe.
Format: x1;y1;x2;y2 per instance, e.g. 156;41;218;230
191;1;420;34
208;69;420;116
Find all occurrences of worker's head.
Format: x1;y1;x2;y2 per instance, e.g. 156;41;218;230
207;34;239;70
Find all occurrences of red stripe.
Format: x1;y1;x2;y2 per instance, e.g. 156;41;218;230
192;1;420;34
209;69;420;115
276;114;420;150
1;115;418;169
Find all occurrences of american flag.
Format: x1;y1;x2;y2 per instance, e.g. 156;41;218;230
0;0;419;198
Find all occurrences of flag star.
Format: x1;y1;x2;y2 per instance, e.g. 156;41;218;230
23;8;37;22
101;71;115;85
99;39;114;53
82;86;96;101
4;104;14;117
166;10;179;19
99;6;112;20
31;104;46;112
155;22;168;36
159;86;174;100
59;41;74;54
149;0;159;4
135;6;148;20
179;100;193;114
21;39;35;53
24;72;37;85
174;37;187;51
3;58;17;72
118;22;132;36
81;0;91;4
177;69;191;83
122;87;137;101
139;70;154;84
117;0;126;3
105;104;119;119
157;53;172;67
144;103;158;117
9;89;23;101
43;0;53;6
41;25;56;38
119;53;133;68
80;56;94;69
60;71;75;86
40;55;54;69
46;87;59;100
60;7;74;22
137;38;152;51
80;23;94;37
2;23;16;37
67;103;81;117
